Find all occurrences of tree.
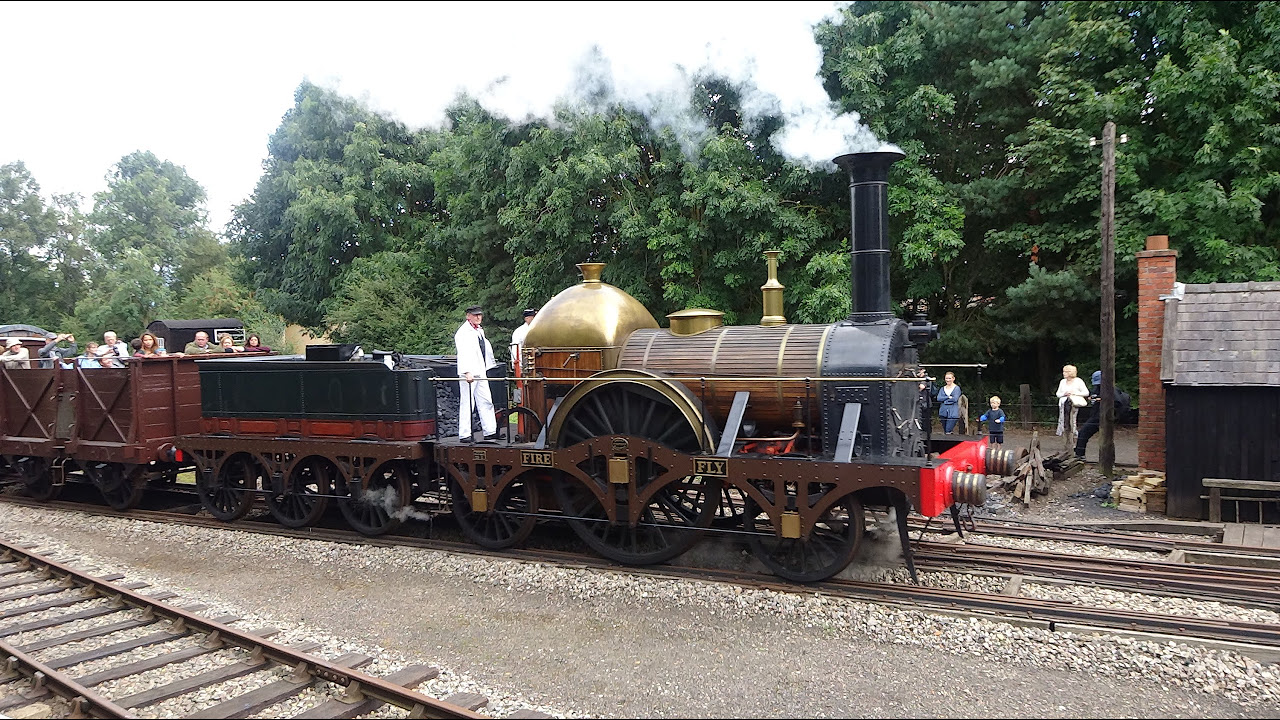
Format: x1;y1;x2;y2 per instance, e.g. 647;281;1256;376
0;162;61;326
70;248;171;338
231;82;439;328
1030;1;1280;283
816;1;1073;383
89;150;220;297
814;1;1280;396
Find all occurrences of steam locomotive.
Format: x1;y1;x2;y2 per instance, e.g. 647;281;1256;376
0;151;1011;583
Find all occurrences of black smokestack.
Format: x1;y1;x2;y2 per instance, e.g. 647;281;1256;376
832;151;905;322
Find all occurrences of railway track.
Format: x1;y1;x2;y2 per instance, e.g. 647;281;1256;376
4;491;1280;657
0;538;486;719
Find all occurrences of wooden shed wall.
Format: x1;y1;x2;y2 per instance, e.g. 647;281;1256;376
1165;386;1280;519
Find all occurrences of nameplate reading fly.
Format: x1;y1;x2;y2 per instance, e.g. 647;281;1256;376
522;450;553;467
693;458;728;477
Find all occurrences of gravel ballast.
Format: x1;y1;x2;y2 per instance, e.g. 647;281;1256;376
2;503;1279;718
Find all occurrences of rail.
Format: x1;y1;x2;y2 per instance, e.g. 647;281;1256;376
0;538;482;719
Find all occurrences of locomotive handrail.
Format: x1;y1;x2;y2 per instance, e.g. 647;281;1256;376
430;374;932;382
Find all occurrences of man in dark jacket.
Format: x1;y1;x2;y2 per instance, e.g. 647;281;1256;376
38;333;77;369
1075;370;1131;459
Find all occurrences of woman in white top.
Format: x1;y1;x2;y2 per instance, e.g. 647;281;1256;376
1055;364;1090;436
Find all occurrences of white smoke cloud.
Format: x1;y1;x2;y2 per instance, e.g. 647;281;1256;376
1;1;895;231
436;2;897;167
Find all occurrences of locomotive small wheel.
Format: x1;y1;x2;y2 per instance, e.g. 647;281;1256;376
744;492;865;583
198;453;259;522
339;461;412;536
267;456;333;528
84;461;145;511
553;472;721;565
711;485;749;528
450;471;541;550
7;455;59;502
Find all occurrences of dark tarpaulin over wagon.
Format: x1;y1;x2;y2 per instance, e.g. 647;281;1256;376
147;318;244;353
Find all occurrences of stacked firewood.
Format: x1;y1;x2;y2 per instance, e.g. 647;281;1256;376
997;431;1084;506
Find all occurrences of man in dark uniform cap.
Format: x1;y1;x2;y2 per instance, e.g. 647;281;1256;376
510;308;538;405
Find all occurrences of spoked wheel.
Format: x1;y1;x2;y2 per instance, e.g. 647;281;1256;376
745;491;865;582
198;454;259;522
550;375;719;565
712;485;748;528
267;457;332;528
451;471;540;549
553;471;720;565
83;461;144;511
339;462;411;536
7;456;59;502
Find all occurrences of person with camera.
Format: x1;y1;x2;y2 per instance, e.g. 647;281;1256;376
95;331;129;368
38;332;78;369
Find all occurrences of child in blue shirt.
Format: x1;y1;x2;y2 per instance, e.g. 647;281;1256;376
979;396;1005;445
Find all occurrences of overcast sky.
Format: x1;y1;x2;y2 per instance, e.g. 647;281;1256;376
3;1;865;233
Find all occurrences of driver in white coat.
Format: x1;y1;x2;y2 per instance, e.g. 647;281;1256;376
454;305;498;442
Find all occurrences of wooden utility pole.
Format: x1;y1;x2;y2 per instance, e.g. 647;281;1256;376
1099;122;1117;475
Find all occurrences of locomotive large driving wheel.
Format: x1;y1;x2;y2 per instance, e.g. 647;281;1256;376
451;471;540;549
339;461;412;536
6;456;60;502
267;457;332;528
744;490;865;582
198;453;259;522
84;461;145;511
550;372;719;565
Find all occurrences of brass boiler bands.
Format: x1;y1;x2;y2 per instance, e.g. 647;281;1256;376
618;324;834;434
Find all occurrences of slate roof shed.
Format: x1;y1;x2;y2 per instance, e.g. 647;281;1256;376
1161;282;1280;386
1160;281;1280;519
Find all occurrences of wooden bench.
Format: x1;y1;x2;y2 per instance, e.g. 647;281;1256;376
1202;478;1280;524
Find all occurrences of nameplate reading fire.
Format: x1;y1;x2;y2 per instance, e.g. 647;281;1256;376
522;450;553;467
693;458;728;477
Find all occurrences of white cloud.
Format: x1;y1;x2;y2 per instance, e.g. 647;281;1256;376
1;1;886;234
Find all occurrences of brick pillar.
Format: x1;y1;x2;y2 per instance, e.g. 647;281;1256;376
1136;235;1176;471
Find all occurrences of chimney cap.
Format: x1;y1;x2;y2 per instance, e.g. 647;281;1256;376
832;149;906;170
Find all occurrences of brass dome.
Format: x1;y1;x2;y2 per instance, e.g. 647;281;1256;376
523;262;659;369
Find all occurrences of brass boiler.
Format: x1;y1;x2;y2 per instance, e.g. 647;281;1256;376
617;321;833;436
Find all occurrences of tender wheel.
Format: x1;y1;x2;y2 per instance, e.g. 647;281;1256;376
451;472;540;549
198;454;259;521
745;491;865;582
6;456;60;502
267;457;332;528
339;462;411;536
551;376;719;565
84;461;144;511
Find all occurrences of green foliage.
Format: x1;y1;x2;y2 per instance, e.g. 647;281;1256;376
326;250;453;354
88;151;220;294
815;0;1280;396
0;162;65;327
70;248;172;338
231;82;439;328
